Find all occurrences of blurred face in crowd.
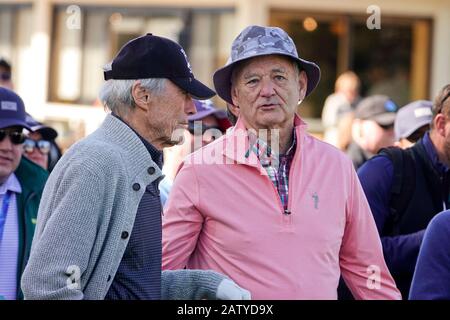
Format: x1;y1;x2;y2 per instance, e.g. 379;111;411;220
0;65;13;90
23;131;50;170
231;55;307;131
358;120;395;154
187;115;222;152
0;126;24;183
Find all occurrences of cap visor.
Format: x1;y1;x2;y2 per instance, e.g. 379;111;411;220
188;109;227;121
373;113;396;126
0;119;32;131
171;78;216;100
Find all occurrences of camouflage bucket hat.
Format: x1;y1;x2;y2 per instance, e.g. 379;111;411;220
213;25;321;105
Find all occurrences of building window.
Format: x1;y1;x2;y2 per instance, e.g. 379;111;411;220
271;10;431;119
49;5;235;106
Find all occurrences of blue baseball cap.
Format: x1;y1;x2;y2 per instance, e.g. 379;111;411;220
0;87;31;130
394;100;432;140
213;25;321;105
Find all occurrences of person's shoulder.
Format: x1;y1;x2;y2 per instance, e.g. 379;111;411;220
306;134;351;162
428;210;450;233
360;153;393;171
57;133;130;176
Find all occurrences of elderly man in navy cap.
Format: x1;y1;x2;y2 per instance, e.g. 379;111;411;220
163;25;400;299
21;34;250;300
0;87;48;300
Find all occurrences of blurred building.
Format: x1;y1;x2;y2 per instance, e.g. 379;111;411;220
0;0;449;148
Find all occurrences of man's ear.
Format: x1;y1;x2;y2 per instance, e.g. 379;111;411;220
227;103;240;117
131;80;149;111
298;70;308;100
434;113;447;137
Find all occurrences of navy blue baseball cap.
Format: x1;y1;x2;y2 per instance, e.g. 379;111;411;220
25;113;58;140
104;33;215;100
0;87;31;130
213;25;321;105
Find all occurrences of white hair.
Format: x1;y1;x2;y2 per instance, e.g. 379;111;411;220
98;70;167;115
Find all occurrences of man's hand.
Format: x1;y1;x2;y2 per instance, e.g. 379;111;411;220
216;279;251;300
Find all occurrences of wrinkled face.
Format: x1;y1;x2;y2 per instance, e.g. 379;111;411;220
0;127;23;183
146;80;196;148
23;131;48;170
360;120;395;154
231;55;307;131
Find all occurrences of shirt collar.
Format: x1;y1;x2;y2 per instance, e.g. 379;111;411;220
246;127;297;164
112;113;163;169
422;131;449;174
0;173;22;195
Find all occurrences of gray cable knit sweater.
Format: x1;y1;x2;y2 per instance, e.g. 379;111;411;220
21;114;225;300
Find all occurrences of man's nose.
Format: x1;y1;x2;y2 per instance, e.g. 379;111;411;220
260;79;276;97
0;136;14;151
185;98;197;116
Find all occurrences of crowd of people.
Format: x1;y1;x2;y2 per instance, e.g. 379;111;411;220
1;24;450;300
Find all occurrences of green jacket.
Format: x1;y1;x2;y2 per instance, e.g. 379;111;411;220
14;157;48;299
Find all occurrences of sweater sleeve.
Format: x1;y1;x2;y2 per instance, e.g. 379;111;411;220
409;210;450;300
358;156;425;274
21;164;105;300
162;162;204;270
339;159;402;300
161;269;225;300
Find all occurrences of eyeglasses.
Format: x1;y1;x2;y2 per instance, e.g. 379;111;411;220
0;130;26;144
0;72;11;81
23;139;51;154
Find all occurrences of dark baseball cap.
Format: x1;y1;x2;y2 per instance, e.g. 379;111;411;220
213;25;321;105
104;33;215;100
355;95;398;126
25;113;58;140
0;87;31;130
394;100;432;140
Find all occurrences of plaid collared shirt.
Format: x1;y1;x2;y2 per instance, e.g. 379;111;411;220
246;130;297;212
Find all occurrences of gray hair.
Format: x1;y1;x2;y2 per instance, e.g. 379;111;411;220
99;66;167;115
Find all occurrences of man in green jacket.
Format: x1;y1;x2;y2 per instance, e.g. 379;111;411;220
0;87;48;300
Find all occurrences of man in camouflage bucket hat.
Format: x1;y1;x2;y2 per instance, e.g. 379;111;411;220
163;25;401;299
213;25;320;105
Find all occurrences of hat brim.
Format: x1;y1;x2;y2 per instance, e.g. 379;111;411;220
188;109;227;121
0;119;32;131
396;118;432;140
31;125;58;140
372;113;397;126
213;53;321;105
170;77;216;100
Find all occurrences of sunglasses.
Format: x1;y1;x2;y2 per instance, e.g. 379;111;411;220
0;130;26;144
23;139;51;154
0;72;11;81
